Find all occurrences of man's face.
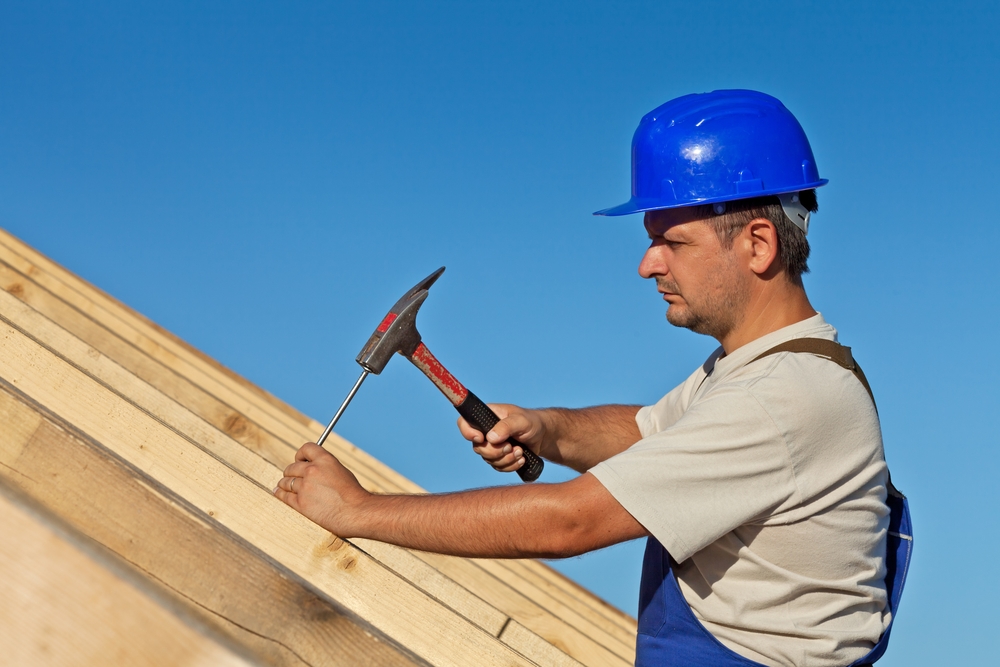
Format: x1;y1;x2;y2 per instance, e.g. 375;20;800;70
639;207;751;342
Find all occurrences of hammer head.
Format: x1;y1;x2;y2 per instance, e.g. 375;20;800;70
355;267;445;374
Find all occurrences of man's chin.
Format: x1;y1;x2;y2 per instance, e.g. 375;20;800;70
666;308;694;329
667;308;711;336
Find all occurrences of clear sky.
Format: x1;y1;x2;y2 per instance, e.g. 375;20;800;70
2;2;998;664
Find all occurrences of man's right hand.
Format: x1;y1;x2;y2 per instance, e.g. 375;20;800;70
459;403;643;474
457;403;548;474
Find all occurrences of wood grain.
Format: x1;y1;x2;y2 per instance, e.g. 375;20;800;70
0;284;514;640
0;259;625;664
0;226;637;663
0;395;415;667
0;485;260;667
0;327;540;667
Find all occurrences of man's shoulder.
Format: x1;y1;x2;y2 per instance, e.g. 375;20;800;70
708;316;878;436
738;347;869;405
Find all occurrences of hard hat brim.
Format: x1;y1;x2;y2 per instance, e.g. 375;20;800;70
593;180;828;217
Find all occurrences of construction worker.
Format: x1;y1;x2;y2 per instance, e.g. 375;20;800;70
275;90;910;667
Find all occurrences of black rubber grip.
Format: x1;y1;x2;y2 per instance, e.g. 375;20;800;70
456;392;544;483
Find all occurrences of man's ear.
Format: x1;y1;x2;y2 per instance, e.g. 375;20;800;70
745;218;780;276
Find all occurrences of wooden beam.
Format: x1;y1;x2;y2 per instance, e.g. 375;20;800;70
0;387;418;667
0;484;261;667
0;322;549;667
0;283;508;638
0;246;415;493
0;227;637;663
0;274;626;666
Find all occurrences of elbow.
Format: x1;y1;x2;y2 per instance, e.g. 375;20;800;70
518;473;645;559
535;515;602;559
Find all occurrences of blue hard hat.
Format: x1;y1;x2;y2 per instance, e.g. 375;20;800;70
594;90;827;216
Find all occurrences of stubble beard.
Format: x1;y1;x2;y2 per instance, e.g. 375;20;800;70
659;272;751;342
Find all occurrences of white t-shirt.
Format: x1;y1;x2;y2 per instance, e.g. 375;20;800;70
590;314;890;667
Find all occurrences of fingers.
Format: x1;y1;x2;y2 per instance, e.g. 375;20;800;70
457;405;531;445
486;411;535;447
490;447;526;473
456;416;485;444
497;458;525;473
275;449;318;500
275;475;297;494
283;460;309;479
277;446;357;495
471;439;526;471
457;404;541;474
273;476;301;509
295;442;326;462
456;403;518;443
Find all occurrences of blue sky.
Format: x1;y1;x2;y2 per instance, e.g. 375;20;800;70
2;2;998;664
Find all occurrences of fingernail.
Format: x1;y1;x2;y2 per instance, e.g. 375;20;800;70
502;444;512;454
516;457;524;467
273;487;279;494
487;430;499;443
513;447;522;458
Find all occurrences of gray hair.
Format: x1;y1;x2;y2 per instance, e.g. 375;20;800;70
695;190;817;284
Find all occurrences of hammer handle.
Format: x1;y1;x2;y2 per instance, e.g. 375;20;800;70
457;392;544;483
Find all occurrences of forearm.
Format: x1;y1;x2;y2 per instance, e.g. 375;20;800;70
338;473;645;558
537;405;642;472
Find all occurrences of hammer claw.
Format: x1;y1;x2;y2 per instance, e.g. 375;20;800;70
390;266;445;313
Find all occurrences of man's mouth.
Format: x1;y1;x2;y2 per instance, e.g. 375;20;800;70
657;285;681;301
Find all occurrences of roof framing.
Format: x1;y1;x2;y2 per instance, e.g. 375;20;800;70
0;227;637;666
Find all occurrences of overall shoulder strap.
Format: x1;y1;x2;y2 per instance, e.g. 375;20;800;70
752;338;912;660
751;338;904;499
751;338;876;409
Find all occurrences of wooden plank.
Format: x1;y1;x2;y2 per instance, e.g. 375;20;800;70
0;255;635;665
0;259;294;466
0;230;637;662
0;283;515;640
0;250;413;497
0;258;414;495
0;294;557;657
0;388;420;667
0;227;637;661
500;621;587;667
0;324;543;667
0;279;619;666
411;551;632;666
0;232;338;443
0;485;259;667
499;559;638;636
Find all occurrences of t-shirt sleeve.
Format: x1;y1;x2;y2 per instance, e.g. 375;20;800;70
590;383;800;563
635;386;686;438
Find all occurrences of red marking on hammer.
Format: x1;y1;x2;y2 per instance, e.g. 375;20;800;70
376;312;398;333
410;343;469;406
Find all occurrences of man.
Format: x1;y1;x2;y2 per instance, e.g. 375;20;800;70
275;90;907;666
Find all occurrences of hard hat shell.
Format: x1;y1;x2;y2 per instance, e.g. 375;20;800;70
594;90;827;216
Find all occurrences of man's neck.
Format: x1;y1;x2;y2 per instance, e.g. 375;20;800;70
720;281;816;354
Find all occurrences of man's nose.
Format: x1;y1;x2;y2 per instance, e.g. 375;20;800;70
639;245;666;279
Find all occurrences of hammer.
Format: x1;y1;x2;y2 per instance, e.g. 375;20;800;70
315;267;544;483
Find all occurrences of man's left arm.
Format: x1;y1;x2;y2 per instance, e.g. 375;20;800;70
274;443;648;559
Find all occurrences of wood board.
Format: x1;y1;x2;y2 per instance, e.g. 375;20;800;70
0;226;637;666
0;483;263;667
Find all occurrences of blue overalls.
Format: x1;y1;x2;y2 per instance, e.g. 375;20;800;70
635;340;913;666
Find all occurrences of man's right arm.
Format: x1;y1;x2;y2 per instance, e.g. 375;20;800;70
457;404;642;474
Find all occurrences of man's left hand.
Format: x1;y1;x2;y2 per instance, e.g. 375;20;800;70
274;443;369;536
